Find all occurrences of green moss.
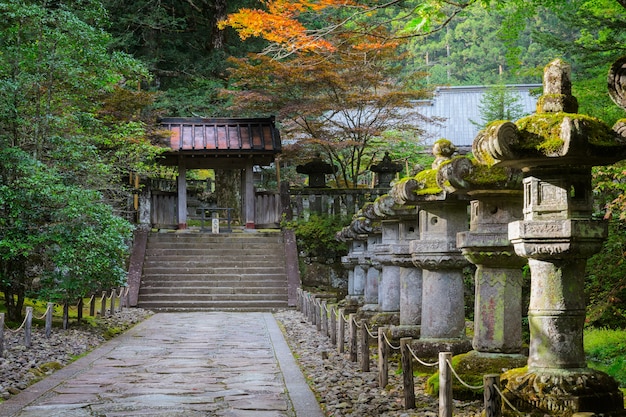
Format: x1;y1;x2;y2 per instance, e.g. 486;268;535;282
414;168;442;195
465;161;509;186
426;352;528;400
515;112;619;156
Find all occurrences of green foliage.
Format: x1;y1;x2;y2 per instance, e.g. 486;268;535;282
585;327;626;386
0;148;132;314
283;215;351;259
585;221;626;329
0;2;152;320
470;83;528;129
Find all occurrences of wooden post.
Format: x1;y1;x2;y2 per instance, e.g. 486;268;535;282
401;338;415;409
89;295;96;317
0;313;4;357
439;352;453;417
110;289;116;316
484;374;502;417
100;290;107;317
309;295;317;325
62;302;69;330
359;319;370;372
320;301;327;334
125;287;130;309
25;306;33;348
77;298;83;322
45;302;53;338
119;287;125;310
315;301;321;331
337;308;345;353
349;313;357;362
330;306;337;346
378;327;388;388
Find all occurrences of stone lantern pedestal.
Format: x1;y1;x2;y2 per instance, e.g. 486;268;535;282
473;58;626;416
454;185;528;399
457;191;526;353
410;201;472;355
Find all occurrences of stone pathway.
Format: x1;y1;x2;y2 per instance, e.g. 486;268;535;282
0;312;323;417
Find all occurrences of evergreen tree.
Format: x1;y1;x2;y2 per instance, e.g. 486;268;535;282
470;84;528;129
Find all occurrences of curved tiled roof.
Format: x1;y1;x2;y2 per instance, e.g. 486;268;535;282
159;117;281;167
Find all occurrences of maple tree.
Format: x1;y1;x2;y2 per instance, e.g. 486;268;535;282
225;28;436;188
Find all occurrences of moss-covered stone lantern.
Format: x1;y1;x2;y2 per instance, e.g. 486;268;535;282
473;58;626;416
390;139;473;355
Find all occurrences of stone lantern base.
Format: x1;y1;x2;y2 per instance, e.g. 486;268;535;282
501;367;626;416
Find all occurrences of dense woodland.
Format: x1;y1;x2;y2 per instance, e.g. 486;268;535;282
0;0;625;327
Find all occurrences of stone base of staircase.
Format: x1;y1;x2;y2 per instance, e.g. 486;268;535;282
137;231;290;312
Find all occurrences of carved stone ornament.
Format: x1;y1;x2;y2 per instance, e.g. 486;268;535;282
608;56;626;111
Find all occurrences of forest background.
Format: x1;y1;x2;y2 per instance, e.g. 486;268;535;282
0;0;625;329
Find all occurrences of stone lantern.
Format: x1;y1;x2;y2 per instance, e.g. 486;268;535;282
370;151;403;188
296;154;337;188
473;58;626;415
391;139;473;355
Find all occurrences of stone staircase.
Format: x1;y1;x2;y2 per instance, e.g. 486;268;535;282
137;232;289;311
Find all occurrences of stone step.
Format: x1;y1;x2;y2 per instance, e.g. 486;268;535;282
142;266;286;275
135;300;287;312
140;279;287;288
141;271;287;280
137;293;287;303
142;256;280;264
139;286;287;295
138;231;289;312
144;249;284;257
147;234;284;245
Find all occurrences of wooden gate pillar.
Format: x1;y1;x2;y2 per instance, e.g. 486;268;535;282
244;162;255;229
177;159;187;229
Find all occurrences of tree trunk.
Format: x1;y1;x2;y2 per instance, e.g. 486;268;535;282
211;0;227;50
1;259;26;322
214;169;242;224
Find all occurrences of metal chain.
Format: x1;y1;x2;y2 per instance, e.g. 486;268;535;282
446;359;483;390
406;345;438;367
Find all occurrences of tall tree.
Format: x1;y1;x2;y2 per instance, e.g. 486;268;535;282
0;1;155;319
226;31;436;187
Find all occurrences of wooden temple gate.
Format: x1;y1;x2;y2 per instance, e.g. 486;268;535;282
151;117;282;230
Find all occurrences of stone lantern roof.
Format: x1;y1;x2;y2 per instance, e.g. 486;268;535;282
472;59;626;170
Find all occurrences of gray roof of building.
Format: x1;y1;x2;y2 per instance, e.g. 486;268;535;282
417;84;542;147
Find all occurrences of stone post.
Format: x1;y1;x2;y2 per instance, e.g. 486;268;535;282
412;203;469;342
457;190;526;353
472;58;626;415
363;262;380;310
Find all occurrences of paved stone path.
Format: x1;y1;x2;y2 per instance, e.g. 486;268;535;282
0;312;324;417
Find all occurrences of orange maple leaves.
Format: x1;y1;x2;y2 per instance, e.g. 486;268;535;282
219;0;359;53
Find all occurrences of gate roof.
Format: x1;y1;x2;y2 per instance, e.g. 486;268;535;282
159;117;281;168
